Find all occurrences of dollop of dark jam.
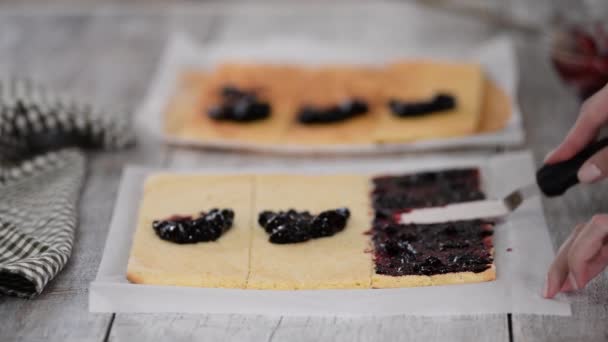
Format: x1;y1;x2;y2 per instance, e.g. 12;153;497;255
297;98;369;124
372;220;494;276
152;208;234;244
372;169;485;223
258;208;350;244
207;85;270;122
389;93;456;117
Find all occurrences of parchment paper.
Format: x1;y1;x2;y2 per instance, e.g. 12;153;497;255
90;151;571;316
135;32;524;154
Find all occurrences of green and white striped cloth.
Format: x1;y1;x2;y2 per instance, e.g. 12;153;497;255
0;78;134;298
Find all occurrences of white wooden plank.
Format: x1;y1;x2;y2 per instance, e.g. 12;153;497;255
110;314;509;342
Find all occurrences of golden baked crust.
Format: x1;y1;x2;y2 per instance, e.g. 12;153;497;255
163;61;512;147
126;174;254;288
246;174;374;289
478;77;513;133
164;70;207;136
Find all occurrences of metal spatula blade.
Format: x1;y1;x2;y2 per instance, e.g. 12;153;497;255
399;184;538;224
398;137;608;224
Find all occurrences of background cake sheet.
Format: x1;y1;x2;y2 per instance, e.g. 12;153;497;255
90;151;571;316
136;32;524;154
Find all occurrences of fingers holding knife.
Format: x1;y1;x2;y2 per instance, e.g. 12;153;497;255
545;83;608;166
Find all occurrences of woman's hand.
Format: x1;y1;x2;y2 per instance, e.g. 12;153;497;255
543;82;608;298
545;83;608;182
544;216;608;298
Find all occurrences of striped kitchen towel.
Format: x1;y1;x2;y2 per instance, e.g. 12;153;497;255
0;77;134;298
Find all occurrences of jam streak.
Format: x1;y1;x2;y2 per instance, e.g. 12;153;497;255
297;98;369;124
207;85;271;122
389;93;456;117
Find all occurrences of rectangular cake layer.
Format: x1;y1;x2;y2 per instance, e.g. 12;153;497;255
373;61;484;142
127;170;496;290
127;174;254;288
172;64;299;145
247;174;374;289
370;169;495;288
281;66;384;145
165;60;500;147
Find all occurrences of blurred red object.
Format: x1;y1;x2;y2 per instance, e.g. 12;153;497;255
550;22;608;100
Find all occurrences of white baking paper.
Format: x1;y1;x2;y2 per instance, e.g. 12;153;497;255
135;32;524;154
90;151;570;316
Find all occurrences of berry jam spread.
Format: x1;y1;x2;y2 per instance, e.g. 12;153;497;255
372;220;494;276
297;98;369;124
370;168;493;277
152;208;234;244
372;169;485;223
207;85;271;122
389;93;456;117
258;208;350;244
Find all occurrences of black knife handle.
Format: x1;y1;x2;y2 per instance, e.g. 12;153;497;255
536;137;608;197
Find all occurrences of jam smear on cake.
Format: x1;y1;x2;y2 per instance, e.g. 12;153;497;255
372;220;494;276
258;208;350;244
207;85;271;122
372;169;485;223
297;98;369;124
389;93;456;118
370;168;493;277
152;208;234;244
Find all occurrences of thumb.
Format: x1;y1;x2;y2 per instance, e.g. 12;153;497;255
578;147;608;183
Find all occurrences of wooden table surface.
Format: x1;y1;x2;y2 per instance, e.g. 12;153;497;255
1;2;607;342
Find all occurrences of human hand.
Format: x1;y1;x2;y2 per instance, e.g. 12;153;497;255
544;83;608;183
544;215;608;298
543;83;608;298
